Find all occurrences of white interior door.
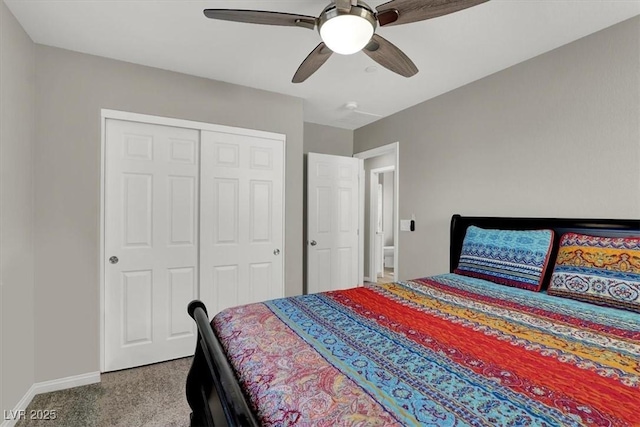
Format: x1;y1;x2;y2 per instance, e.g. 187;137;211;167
199;130;284;316
104;119;199;372
307;153;361;294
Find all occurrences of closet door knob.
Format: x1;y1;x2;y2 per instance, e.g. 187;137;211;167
310;240;317;246
109;256;119;264
273;249;280;255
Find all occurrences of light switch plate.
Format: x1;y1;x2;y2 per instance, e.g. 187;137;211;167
400;220;412;231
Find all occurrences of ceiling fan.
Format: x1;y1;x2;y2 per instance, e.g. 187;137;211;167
204;0;489;83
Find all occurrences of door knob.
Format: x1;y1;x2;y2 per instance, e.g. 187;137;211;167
109;256;119;264
310;240;317;246
273;249;280;255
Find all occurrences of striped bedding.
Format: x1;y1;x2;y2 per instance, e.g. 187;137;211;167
212;273;640;426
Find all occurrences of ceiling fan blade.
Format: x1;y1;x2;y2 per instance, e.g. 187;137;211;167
363;34;418;78
203;9;317;29
292;43;333;83
377;10;400;26
376;0;489;27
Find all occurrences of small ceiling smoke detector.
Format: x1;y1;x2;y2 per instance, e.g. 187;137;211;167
345;101;359;110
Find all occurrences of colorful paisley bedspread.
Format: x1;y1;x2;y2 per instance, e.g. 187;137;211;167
212;274;640;426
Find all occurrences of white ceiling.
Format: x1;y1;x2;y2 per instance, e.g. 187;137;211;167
6;0;640;129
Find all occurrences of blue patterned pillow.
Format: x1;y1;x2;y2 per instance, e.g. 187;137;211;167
454;226;554;292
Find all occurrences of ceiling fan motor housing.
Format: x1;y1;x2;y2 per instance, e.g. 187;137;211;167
319;1;378;55
319;1;377;27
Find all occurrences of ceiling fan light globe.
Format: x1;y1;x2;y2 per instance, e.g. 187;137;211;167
320;15;374;55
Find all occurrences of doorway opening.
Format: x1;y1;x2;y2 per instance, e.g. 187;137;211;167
353;142;399;284
371;167;395;283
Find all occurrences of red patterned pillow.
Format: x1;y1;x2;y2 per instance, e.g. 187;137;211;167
548;233;640;312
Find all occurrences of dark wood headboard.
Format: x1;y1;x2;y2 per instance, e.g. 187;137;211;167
449;214;640;287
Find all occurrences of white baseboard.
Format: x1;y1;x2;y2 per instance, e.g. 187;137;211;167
33;371;100;395
1;372;100;427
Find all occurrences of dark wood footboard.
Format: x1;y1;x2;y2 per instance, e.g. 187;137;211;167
186;300;260;427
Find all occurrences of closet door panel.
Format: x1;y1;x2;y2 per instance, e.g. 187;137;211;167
200;131;284;315
104;119;199;372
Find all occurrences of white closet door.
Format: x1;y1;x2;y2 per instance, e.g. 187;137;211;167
199;131;284;316
307;153;361;294
104;119;199;372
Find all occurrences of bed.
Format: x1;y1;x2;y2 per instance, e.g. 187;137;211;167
186;215;640;426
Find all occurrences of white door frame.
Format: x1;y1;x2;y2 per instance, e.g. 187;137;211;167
369;165;395;281
99;109;286;372
353;142;399;282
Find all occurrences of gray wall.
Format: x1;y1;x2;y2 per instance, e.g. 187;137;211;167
34;45;304;383
302;122;354;291
355;16;640;281
0;0;35;413
303;122;353;156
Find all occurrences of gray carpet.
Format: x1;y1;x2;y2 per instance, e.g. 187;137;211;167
17;357;193;427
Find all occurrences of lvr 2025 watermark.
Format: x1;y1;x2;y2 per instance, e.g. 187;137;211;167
4;409;57;421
